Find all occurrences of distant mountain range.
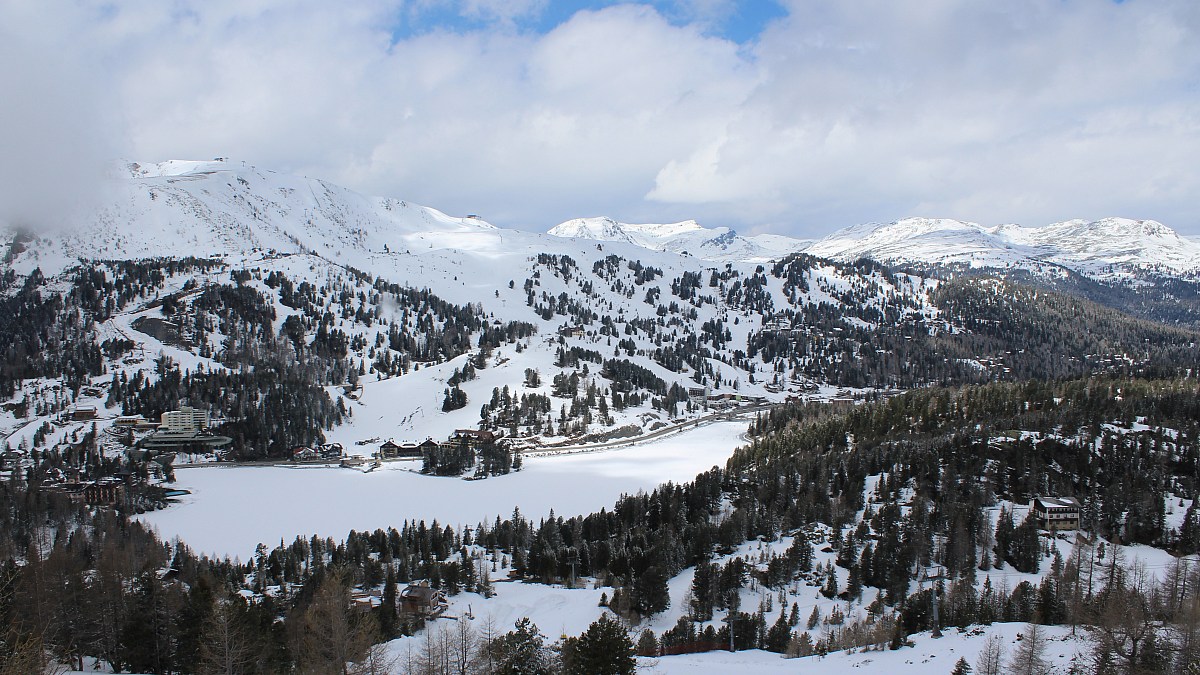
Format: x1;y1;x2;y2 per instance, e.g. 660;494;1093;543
6;159;1196;285
806;216;1200;280
551;215;1200;281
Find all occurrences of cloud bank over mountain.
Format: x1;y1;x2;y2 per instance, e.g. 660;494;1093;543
3;0;1199;236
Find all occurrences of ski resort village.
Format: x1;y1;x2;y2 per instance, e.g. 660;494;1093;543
5;1;1200;673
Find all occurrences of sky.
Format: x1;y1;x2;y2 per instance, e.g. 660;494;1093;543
1;0;1198;238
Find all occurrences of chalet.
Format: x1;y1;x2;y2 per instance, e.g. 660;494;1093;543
340;456;368;468
350;589;382;610
52;482;87;502
1032;496;1081;531
558;325;585;338
399;583;447;618
705;393;738;409
450;429;497;447
83;480;125;506
318;443;344;459
114;415;161;431
418;438;441;452
379;440;421;459
72;407;98;421
291;447;317;461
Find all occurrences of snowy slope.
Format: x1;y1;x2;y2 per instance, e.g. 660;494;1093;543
549;216;809;263
1010;217;1200;276
2;159;499;276
807;216;1200;279
3;159;937;473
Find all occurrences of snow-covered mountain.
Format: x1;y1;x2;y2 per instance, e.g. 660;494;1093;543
548;216;809;263
0;159;946;451
548;214;1200;281
5;159;1197;456
807;216;1200;279
4;159;502;277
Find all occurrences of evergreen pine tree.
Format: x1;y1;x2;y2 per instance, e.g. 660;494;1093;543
561;614;636;675
765;610;792;653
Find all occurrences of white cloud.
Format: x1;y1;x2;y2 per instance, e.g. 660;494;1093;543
3;0;1199;236
458;0;547;26
0;0;120;231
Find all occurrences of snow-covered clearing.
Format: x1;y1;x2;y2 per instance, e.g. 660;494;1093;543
137;421;748;559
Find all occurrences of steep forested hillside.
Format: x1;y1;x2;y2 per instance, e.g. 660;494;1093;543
897;261;1200;330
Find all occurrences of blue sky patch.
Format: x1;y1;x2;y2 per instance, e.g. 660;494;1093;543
390;1;787;44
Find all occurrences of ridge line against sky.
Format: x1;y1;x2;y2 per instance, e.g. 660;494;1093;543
1;0;1198;238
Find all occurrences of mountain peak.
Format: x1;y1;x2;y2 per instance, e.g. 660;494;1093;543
547;217;639;244
548;217;806;262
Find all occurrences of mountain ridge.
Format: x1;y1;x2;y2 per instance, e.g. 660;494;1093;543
806;216;1200;279
548;215;810;263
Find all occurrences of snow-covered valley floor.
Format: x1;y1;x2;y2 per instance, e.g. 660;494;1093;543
137;421;748;559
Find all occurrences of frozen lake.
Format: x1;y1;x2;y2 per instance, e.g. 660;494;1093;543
137;421;748;559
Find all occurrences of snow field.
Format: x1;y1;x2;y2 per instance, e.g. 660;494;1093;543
136;421;749;559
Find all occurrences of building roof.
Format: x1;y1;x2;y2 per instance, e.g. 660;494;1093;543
453;429;495;439
1034;496;1080;508
400;585;443;602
